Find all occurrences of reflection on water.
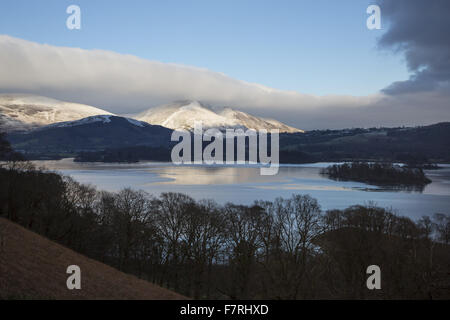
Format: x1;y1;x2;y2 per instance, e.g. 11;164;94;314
422;169;450;196
33;159;450;220
154;166;314;185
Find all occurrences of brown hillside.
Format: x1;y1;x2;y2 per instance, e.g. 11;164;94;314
0;218;186;300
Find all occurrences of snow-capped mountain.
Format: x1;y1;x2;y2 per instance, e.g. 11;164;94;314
1;95;303;133
135;101;237;130
0;94;114;131
135;100;303;133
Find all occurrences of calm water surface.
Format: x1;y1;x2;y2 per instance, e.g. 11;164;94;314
34;159;450;220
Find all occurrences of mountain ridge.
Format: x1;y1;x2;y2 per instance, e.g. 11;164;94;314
0;94;114;131
0;94;304;133
135;100;303;133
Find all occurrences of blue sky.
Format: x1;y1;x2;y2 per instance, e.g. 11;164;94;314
0;0;409;96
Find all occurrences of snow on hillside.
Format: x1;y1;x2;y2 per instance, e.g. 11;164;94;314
0;94;114;131
136;101;303;133
261;118;304;133
216;107;303;133
136;101;238;131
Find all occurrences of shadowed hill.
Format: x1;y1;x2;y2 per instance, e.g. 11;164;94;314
6;115;174;157
0;218;186;300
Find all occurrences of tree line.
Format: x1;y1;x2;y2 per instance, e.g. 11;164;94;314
322;162;432;187
1;134;449;299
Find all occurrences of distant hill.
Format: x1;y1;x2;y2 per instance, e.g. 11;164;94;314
278;122;450;164
0;217;185;300
5;112;450;163
0;94;114;132
7;115;174;158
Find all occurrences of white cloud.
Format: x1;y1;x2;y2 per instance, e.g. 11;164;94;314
0;35;448;129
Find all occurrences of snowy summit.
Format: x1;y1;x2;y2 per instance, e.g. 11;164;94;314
0;94;114;131
136;101;303;133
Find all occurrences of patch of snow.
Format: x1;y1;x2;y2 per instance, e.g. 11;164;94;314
43;115;113;128
125;117;146;127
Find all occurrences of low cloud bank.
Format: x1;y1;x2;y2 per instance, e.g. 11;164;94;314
0;35;448;130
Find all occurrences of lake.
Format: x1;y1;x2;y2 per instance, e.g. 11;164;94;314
33;159;450;220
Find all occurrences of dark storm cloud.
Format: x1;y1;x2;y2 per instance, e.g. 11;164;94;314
378;0;450;94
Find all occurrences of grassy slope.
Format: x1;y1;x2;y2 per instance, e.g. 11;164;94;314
0;218;185;300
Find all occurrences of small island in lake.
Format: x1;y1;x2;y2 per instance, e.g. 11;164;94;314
321;162;432;187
